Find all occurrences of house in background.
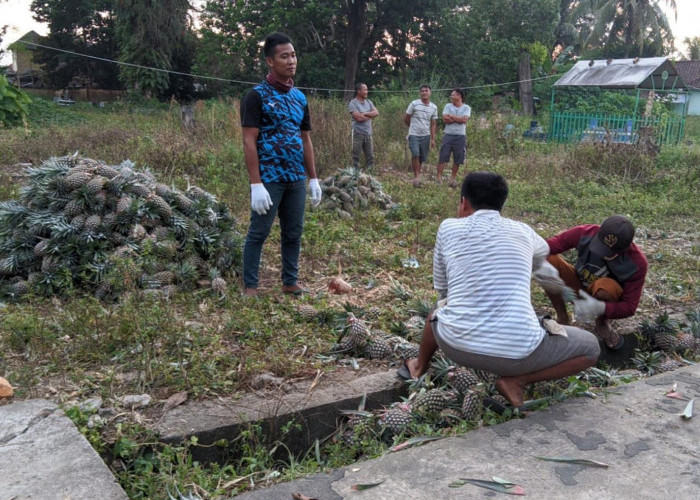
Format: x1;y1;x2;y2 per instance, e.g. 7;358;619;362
675;61;700;116
6;31;44;88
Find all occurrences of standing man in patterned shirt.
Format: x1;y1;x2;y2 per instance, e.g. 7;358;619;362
348;82;379;170
239;32;322;297
436;88;471;188
404;85;438;187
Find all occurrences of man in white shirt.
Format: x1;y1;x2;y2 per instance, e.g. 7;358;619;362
436;88;471;188
404;85;438;187
401;172;600;409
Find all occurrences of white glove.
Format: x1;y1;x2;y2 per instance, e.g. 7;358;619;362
533;261;566;294
574;291;606;322
250;183;272;215
308;178;322;207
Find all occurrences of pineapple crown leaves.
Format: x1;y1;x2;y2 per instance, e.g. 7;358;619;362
408;297;434;319
631;348;663;374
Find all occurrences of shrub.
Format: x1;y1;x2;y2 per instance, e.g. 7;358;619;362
0;75;32;128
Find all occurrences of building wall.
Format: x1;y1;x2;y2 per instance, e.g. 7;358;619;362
687;91;700;116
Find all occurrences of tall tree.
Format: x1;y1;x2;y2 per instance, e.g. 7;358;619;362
197;0;459;95
30;0;120;89
114;0;195;99
684;37;700;61
585;0;676;57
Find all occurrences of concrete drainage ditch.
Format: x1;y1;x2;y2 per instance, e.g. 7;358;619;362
154;370;408;464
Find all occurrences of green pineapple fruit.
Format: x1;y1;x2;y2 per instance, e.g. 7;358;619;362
128;183;152;198
473;369;498;384
381;405;413;435
84;214;102;232
657;356;682;373
147;194;172;220
130;224;147;240
173;193;194;211
330;339;355;355
364;338;392;359
448;367;481;394
10;280;30;296
413;388;449;414
155;183;172;197
676;333;695;351
396;343;420;360
70;214;86;229
65;172;92;190
296;304;319;320
63;199;84;218
86;175;107;194
460;390;484;420
346;314;370;348
653;332;678;352
33;239;50;257
95;164;119;179
116;196;133;213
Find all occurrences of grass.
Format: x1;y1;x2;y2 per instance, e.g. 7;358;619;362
1;97;699;498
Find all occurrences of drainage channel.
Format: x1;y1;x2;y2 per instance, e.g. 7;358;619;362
154;370;407;464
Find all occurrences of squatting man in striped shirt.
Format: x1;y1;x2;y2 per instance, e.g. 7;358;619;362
399;172;601;410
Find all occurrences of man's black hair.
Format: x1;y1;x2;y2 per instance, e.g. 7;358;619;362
264;32;293;58
461;171;509;211
420;84;431;90
355;82;366;95
451;88;464;99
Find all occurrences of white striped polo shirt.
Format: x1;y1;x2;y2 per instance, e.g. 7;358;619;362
433;210;549;359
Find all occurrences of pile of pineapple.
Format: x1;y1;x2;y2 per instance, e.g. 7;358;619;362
318;167;395;218
338;355;507;445
0;154;242;300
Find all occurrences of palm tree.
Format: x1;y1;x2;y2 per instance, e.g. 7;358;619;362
585;0;677;57
684;37;700;60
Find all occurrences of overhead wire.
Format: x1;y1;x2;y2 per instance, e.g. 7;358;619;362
18;40;560;93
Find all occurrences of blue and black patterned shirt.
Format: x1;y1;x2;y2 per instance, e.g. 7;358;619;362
240;80;311;183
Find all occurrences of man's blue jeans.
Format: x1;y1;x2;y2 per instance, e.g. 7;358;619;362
243;180;306;289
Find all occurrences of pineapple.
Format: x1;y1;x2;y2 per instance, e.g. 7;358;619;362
86;175;107;194
653;332;678;352
65;172;92;190
657;356;682;373
676;333;695;351
346;314;370;348
208;268;227;295
631;349;663;375
147;194;172;220
364;338;392;359
116;196;133;213
9;280;30;297
448;367;481;394
84;215;102;232
413;388;450;414
396;343;420;360
296;304;319;321
381;404;413;435
460;389;484;420
63;199;84;218
95;164;119;179
128;183;152;198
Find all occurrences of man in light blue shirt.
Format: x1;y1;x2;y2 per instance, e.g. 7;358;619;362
437;88;471;188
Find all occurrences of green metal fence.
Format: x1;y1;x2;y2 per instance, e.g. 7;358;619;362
548;112;685;146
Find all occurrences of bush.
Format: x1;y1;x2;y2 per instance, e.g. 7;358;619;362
0;75;32;128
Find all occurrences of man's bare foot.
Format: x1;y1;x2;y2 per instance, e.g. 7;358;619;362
405;358;426;379
243;288;258;297
495;377;526;408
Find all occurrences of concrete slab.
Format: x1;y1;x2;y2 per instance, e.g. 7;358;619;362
0;399;128;500
155;370;407;463
235;363;700;500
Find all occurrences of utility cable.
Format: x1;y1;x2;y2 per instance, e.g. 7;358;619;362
18;39;560;93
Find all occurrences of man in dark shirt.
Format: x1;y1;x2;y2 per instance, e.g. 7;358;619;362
543;215;648;349
239;32;322;297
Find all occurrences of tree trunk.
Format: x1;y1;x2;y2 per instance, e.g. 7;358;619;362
518;49;534;116
343;0;368;102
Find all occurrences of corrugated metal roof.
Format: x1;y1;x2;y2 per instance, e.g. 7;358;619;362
675;61;700;89
553;57;685;90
